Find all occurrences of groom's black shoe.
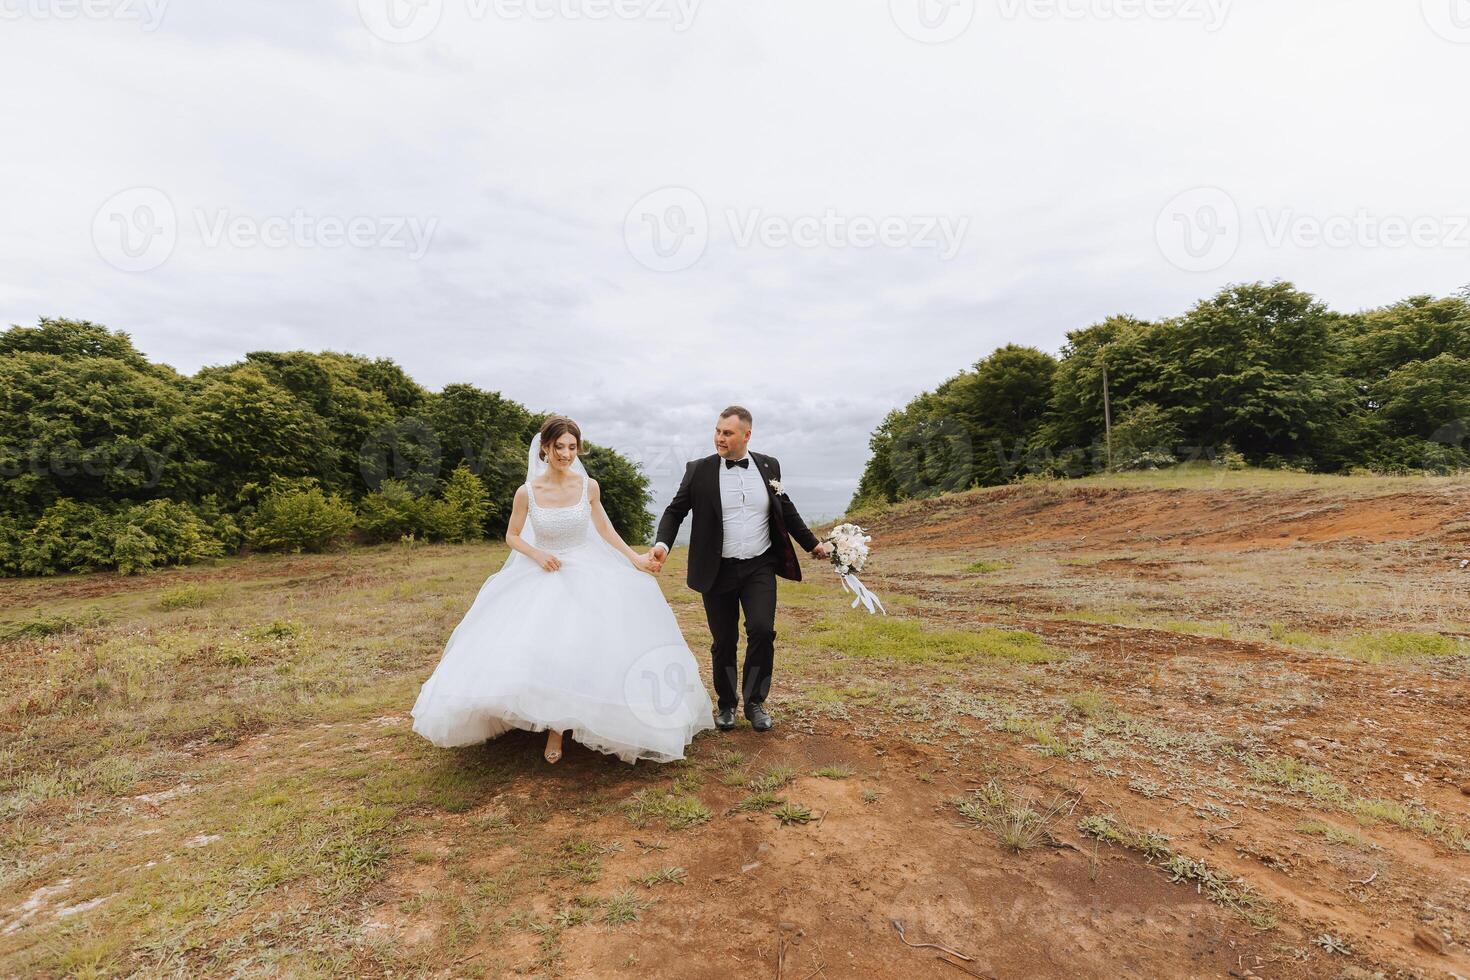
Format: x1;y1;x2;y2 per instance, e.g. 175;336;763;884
744;703;774;732
715;707;737;731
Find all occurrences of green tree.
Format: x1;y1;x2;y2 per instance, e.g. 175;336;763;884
0;351;199;520
186;365;335;503
424;384;535;525
0;317;156;370
579;442;654;543
1109;402;1184;470
941;344;1057;485
1340;295;1470;381
1374;353;1470;439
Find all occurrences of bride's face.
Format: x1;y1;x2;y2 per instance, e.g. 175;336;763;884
545;433;579;471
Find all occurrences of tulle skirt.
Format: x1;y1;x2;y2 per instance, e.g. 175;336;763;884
411;539;715;764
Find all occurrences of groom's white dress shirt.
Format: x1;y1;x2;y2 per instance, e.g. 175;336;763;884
716;453;772;559
654;453;771;560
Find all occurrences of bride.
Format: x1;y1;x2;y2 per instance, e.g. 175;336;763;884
411;416;715;764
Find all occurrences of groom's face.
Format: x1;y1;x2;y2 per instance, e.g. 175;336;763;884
714;415;750;459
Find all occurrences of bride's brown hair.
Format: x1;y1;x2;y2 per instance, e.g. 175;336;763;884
537;416;582;462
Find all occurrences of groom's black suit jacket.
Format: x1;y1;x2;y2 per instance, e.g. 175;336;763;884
656;452;821;595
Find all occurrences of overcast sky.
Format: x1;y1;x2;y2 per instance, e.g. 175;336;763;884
3;0;1468;521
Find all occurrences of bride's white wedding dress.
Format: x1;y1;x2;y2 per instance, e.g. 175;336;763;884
411;449;715;764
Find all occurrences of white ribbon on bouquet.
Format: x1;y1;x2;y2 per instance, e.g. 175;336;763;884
838;570;886;615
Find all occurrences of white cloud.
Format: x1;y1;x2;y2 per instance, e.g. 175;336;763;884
2;0;1466;523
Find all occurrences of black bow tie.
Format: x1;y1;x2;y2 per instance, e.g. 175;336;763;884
724;457;750;469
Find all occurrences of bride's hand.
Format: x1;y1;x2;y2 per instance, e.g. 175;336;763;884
631;552;656;574
536;551;561;572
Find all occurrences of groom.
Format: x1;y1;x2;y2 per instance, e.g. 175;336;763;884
650;406;831;733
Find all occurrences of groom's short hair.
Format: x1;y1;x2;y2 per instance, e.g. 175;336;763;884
720;405;753;428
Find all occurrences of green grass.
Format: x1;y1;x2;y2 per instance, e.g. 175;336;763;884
0;609;106;642
1266;625;1463;663
965;559;1010;574
622;789;711;831
1244;758;1470;853
158;584;222;610
955;781;1067;852
1268;623;1316;647
1244;756;1349;804
812;764;854;779
996;715;1070;757
1341;631;1460;662
1065;691;1109;719
748;765;797;793
1297;820;1373;850
1159;619;1233;638
630;866;686;888
771;802;816;826
796;617;1061;665
732;791;784;812
600;891;649;926
245;618;307;642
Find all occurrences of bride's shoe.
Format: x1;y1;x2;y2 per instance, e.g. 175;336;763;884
544;729;564;764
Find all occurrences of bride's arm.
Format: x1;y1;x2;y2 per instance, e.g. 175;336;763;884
506;487;560;571
588;480;653;570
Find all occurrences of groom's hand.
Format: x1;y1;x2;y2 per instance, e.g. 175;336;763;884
649;543;668;573
812;542;832;560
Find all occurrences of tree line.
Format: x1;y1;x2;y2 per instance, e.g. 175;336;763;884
0;319;653;576
853;281;1470;508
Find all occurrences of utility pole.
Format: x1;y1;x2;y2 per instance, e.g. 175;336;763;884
1102;361;1114;471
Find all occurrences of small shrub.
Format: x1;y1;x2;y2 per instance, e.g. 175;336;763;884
1066;691;1109;718
159;584;220;610
247;487;356;553
357;480;431;544
428;464;491;543
772;802;815;826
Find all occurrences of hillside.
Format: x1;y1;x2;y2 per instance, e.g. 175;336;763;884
2;471;1468;977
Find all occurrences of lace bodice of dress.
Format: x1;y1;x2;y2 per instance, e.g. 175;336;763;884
526;473;591;552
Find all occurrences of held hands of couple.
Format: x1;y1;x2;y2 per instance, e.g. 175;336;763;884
639;544;829;569
646;545;667;574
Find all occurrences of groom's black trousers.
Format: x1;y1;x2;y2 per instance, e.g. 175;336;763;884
702;545;779;712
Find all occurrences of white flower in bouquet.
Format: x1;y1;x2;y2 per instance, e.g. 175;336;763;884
820;523;885;615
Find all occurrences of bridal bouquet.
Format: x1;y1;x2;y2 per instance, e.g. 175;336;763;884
823;523;886;615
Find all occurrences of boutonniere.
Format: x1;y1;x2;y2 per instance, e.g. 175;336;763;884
768;479;785;496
